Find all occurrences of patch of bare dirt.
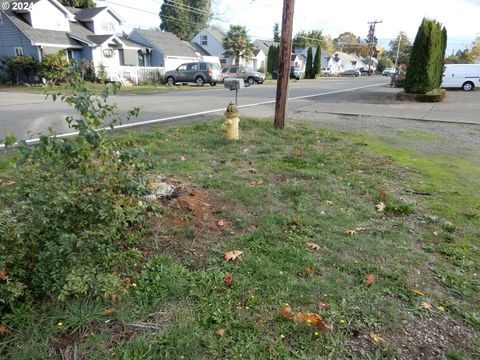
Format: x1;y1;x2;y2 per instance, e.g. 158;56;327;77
149;179;237;269
343;313;478;359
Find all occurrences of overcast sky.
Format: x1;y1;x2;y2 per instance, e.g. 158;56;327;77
98;0;480;53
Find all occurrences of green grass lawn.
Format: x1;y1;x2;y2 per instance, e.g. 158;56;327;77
0;82;214;95
0;119;478;359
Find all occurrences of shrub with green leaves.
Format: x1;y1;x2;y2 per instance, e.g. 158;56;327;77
0;55;40;84
0;74;152;309
40;50;70;85
404;18;447;94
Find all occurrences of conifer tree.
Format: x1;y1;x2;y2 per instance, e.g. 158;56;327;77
405;18;447;94
313;45;321;77
305;47;313;79
267;45;274;74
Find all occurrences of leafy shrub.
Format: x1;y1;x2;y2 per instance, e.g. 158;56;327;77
0;55;40;84
80;59;96;82
96;64;108;83
0;74;152;310
40;50;70;85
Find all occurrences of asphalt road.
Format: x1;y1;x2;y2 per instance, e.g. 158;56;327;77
0;77;387;140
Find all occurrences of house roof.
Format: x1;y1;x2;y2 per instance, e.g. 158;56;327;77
119;37;145;49
187;42;211;56
3;6;141;48
86;34;113;45
254;40;279;55
65;6;124;24
203;26;226;43
4;9;81;46
133;29;202;57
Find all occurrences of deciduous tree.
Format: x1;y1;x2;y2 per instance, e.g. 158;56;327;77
292;30;323;49
388;31;412;65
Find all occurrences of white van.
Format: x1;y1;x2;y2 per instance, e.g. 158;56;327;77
441;64;480;91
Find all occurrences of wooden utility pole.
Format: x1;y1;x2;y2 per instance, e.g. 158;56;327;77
394;33;402;68
367;20;382;76
274;0;295;129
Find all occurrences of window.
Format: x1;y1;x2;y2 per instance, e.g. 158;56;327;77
201;35;208;46
0;12;3;25
186;64;198;71
67;50;74;61
14;47;24;56
230;67;238;74
178;65;187;71
199;63;206;70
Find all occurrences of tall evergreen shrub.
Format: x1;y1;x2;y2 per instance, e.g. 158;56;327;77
313;45;321;77
405;18;447;94
305;47;313;79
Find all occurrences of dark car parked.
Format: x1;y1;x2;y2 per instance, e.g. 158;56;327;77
271;67;305;80
165;62;222;86
339;69;361;77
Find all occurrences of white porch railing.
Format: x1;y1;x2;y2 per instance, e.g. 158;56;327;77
99;66;166;85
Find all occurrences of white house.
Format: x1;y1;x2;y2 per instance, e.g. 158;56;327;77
191;26;231;66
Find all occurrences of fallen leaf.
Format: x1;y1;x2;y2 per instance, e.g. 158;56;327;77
215;328;225;337
410;288;425;297
223;250;243;261
433;231;439;236
223;273;233;286
180;156;187;161
420;301;433;311
304;267;316;275
437;305;446;313
279;304;332;332
103;306;116;315
0;271;6;280
306;242;320;251
295;149;305;157
325;200;333;205
108;293;118;303
249;179;264;186
319;302;329;310
217;220;227;227
0;325;8;335
375;202;385;212
123;277;132;285
4;181;15;186
364;193;373;201
355;226;371;232
365;274;376;286
370;333;384;344
379;189;388;199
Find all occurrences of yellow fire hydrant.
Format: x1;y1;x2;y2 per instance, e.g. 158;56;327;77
222;102;240;140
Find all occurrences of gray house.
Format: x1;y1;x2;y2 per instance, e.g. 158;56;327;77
127;29;217;71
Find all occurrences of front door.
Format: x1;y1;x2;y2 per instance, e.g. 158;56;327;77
138;54;145;67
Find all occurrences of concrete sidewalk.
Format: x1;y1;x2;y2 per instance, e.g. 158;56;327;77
292;87;480;125
240;86;480;125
